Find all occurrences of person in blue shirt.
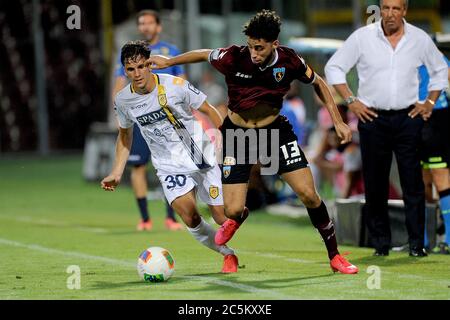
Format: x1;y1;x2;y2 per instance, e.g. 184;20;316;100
112;10;185;231
418;54;450;254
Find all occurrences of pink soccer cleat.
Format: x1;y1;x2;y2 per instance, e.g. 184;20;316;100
330;253;359;274
221;254;239;273
215;207;249;246
136;219;152;231
165;218;183;231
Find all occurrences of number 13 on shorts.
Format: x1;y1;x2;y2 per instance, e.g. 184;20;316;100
281;141;301;160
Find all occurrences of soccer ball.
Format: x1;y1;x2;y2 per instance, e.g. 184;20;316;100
137;246;175;283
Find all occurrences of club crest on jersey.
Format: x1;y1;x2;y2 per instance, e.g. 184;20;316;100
273;67;286;82
223;166;231;179
160;47;170;56
158;94;167;107
209;185;219;199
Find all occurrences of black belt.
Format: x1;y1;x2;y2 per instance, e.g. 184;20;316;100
370;105;414;115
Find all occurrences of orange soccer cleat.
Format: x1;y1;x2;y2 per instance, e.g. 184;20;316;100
215;207;249;246
221;254;238;273
136;219;152;231
330;253;359;274
165;218;183;231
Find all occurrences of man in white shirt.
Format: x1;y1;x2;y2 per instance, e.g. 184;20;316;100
101;41;239;273
325;0;448;257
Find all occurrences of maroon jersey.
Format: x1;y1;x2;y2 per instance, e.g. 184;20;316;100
208;45;315;112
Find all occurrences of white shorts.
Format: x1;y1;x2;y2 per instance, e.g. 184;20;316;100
157;165;223;206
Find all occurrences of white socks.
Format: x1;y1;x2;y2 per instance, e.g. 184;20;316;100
187;217;235;256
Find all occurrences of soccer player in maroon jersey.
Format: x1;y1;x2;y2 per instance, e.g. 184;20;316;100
148;10;358;274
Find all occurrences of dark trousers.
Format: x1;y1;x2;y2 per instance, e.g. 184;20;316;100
358;107;425;251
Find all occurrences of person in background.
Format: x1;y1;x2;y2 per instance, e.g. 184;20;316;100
313;105;363;199
280;82;307;146
325;0;448;257
418;54;450;254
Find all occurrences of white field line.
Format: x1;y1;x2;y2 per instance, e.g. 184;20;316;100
0;238;297;300
1;214;445;286
0;215;108;234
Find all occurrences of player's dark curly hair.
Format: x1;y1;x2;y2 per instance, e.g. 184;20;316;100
243;10;281;42
120;40;151;66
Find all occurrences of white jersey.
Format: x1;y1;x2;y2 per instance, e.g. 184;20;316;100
114;74;216;174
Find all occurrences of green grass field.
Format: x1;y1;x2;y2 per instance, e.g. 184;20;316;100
0;154;449;300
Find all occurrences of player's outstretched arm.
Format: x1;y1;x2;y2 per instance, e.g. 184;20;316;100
313;74;352;144
101;127;133;191
146;49;212;70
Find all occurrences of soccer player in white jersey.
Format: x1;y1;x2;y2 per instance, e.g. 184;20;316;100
101;41;238;273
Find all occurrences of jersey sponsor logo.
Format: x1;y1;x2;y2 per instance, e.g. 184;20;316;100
136;109;167;126
209;185;219;199
286;158;302;166
235;72;253;79
149;126;172;141
223;156;236;166
273;67;286;82
131;103;147;110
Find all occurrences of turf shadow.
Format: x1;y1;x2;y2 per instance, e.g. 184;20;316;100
347;255;441;267
90;277;188;290
170;273;338;297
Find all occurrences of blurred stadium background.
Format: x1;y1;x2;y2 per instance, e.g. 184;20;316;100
0;0;449;300
0;0;448;154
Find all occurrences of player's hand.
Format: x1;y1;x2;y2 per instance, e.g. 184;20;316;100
101;174;121;191
145;55;171;70
347;99;378;123
409;102;432;121
334;122;352;144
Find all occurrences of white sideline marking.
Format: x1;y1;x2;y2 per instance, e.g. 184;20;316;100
0;215;108;234
0;238;296;300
